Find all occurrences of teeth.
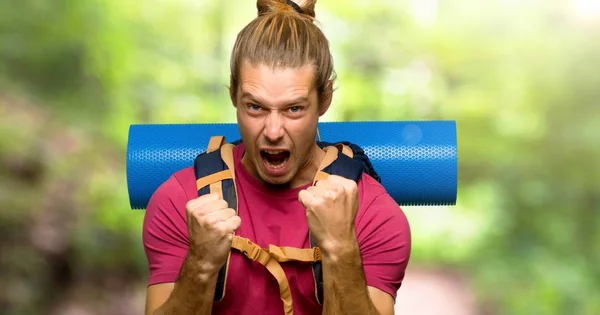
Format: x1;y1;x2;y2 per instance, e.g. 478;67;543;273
264;150;284;154
265;160;286;169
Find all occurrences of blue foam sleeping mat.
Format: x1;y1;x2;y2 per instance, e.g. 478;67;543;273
126;121;457;209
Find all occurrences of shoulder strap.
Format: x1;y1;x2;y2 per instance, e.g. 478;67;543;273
193;136;237;302
310;145;366;305
312;145;364;185
317;140;381;183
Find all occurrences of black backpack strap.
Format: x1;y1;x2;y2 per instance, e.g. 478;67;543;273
310;145;367;305
193;136;237;302
317;140;381;183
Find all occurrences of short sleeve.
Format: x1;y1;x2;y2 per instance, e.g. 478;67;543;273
142;174;191;286
355;177;412;301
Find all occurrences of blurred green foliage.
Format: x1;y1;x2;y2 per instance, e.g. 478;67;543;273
1;0;599;314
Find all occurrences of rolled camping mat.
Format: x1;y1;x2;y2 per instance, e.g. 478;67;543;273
126;121;457;209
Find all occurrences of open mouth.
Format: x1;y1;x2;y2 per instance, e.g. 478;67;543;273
260;150;290;170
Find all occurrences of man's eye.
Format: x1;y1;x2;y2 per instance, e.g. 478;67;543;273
289;106;301;113
248;104;261;111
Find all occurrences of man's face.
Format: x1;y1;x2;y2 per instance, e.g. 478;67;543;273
233;61;330;187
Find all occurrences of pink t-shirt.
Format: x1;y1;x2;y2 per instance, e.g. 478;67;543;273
143;143;411;314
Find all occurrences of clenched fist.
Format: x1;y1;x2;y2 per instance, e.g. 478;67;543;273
185;193;241;274
298;175;359;256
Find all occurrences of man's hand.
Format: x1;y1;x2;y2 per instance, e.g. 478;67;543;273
146;193;240;315
298;175;359;257
186;193;241;274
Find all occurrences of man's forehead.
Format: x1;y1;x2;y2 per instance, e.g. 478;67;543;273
239;65;315;95
240;61;315;82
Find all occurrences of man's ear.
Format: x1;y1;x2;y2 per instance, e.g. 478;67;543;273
318;80;334;116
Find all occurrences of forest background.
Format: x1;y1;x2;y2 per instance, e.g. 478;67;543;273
1;0;599;314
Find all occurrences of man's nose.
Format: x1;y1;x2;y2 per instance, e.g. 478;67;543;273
264;112;284;143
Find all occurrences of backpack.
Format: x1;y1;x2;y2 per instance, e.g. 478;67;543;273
193;136;380;315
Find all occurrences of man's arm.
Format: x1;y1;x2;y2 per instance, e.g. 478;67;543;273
321;239;394;315
145;253;219;315
299;174;410;315
145;283;174;315
142;169;241;315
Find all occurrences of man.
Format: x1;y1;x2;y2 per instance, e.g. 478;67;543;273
142;0;411;314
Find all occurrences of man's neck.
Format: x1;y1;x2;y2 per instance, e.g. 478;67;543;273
290;143;326;188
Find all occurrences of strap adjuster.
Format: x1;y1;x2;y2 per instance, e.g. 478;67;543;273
242;239;262;261
313;247;322;261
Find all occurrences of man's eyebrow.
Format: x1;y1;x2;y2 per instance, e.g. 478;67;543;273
241;92;256;99
287;97;309;105
241;92;260;102
241;92;309;105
